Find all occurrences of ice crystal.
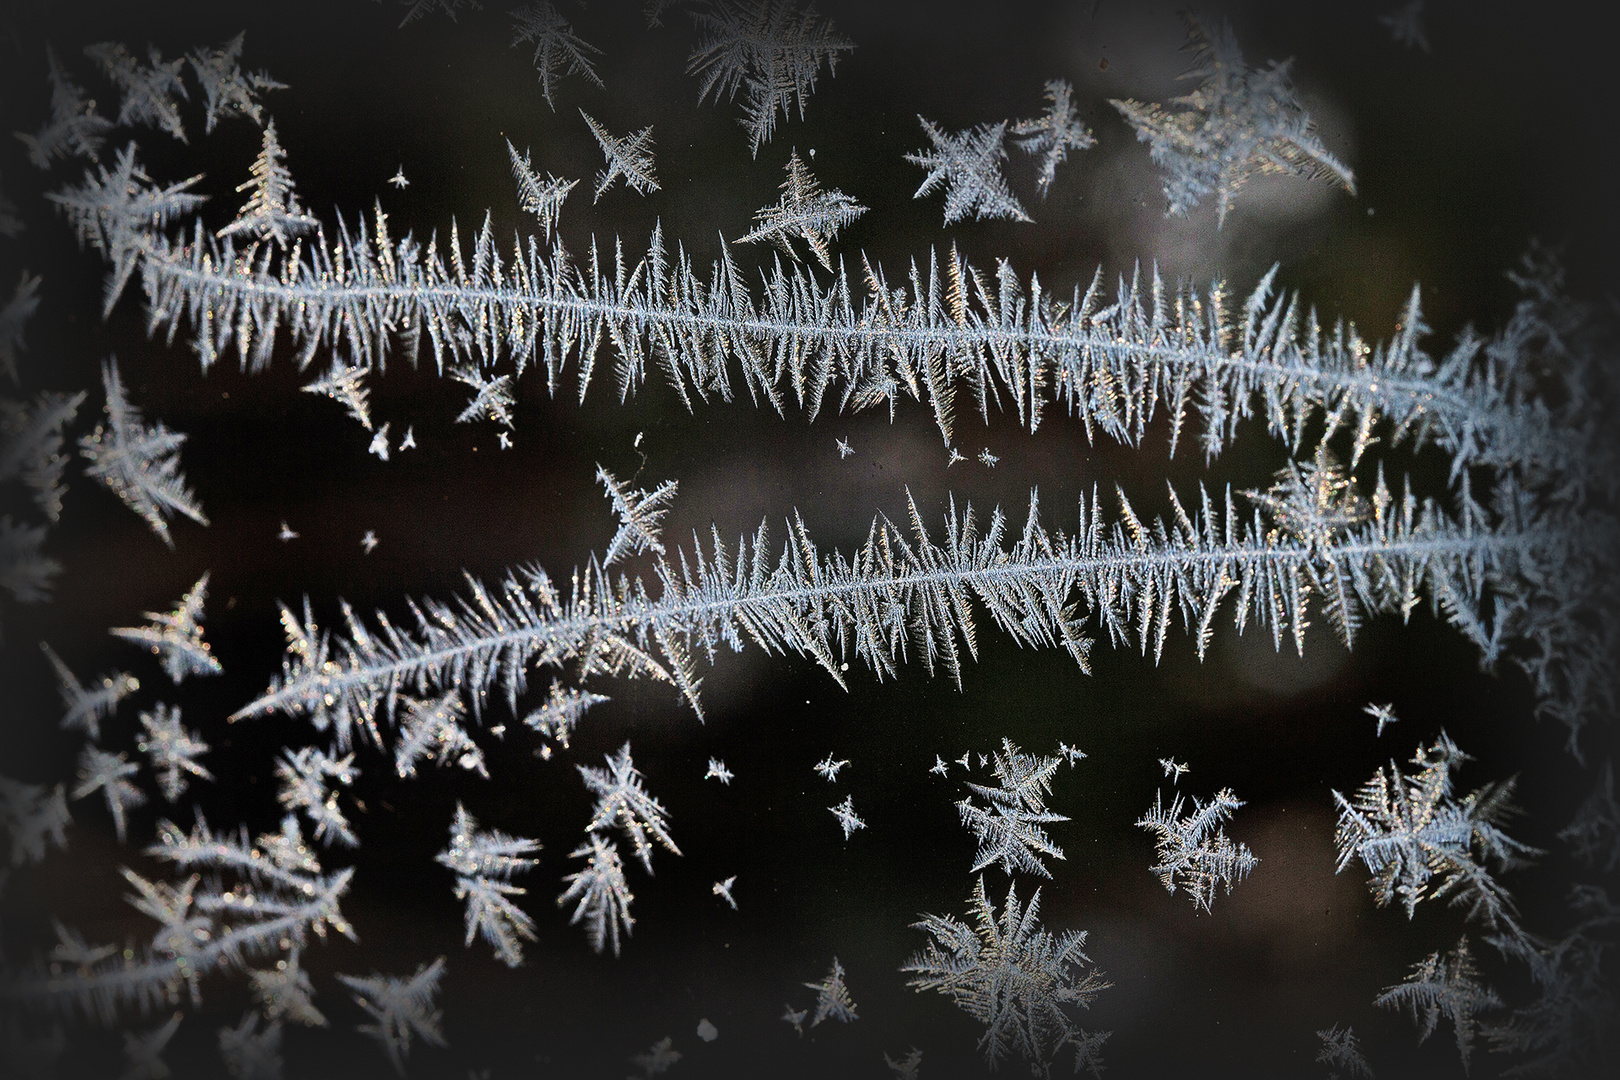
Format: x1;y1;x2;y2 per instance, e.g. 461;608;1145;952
579;742;679;872
14;46;113;169
1110;14;1354;226
557;831;634;956
829;795;865;839
736;149;866;271
686;0;853;155
1137;786;1257;913
110;573;222;683
336;957;447;1076
79;358;208;548
506;139;576;239
903;877;1109;1075
509;2;603;109
580;111;659;201
136;703;213;801
301;359;373;430
804;957;857;1026
521;682;609;749
217;120;317;247
40;641;138;742
436;803;541;967
84;42;187;143
1011;79;1094;198
1376;936;1501;1073
905;117;1031;225
597;466;677;565
187;33;285;134
70;746;145;843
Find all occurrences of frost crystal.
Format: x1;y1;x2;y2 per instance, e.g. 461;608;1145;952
15;46;113;169
506;139;576;239
686;0;853;155
598;466;677;565
1136;785;1257;912
956;739;1069;879
136;703;213;801
580;111;659;201
301;360;373;430
275;746;359;848
509;2;602;109
578;741;679;872
906;117;1031;225
84;42;187;143
522;681;609;749
217;120;317;247
3;388;84;521
1110;14;1354;227
804;957;857;1026
436;803;541;967
394;692;487;779
71;745;145;843
336;957;448;1076
736;149;866;271
558;831;634;956
188;33;285;134
0;776;71;864
1010;79;1094;198
451;364;516;429
1375;936;1501;1072
1333;732;1538;932
829;795;865;839
79;357;209;548
903;877;1110;1075
40;641;138;742
110;572;222;683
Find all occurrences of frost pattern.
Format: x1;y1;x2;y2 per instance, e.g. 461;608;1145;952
436;803;541;967
736;149;866;271
803;957;857;1026
580;111;659;201
903;877;1109;1075
509;2;603;108
506;139;576;239
1011;79;1094;198
14;46;113;169
136;703;213;802
217;120;317;247
1110;14;1355;226
1136;785;1257;912
187;33;285;134
40;641;138;742
558;831;634;956
686;0;853;155
336;956;447;1075
579;742;680;872
956;738;1069;879
84;42;188;143
1375;936;1501;1073
597;466;677;565
79;357;209;547
110;573;222;684
905;117;1031;225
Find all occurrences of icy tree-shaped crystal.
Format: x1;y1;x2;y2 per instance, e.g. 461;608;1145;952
217;120;317;247
631;1036;681;1075
598;466;677;565
436;803;541;967
121;1013;181;1080
71;746;145;843
705;758;733;785
84;42;187;142
509;2;602;108
580;111;659;201
813;753;848;781
1333;732;1538;932
736;149;866;271
712;875;737;909
276;746;359;847
1380;1;1430;52
804;957;857;1026
217;1012;283;1080
903;877;1109;1075
558;831;634;956
47;144;205;313
506;139;576;239
521;681;609;749
0;272;42;383
579;741;680;872
79;358;209;547
1137;786;1257;912
829;795;865;839
39;643;137;742
1315;1023;1374;1079
686;0;853;156
14;46;113;168
0;775;71;864
1376;936;1500;1073
188;33;285;134
111;572;222;683
450;364;515;428
0;517;58;604
394;692;487;778
248;945;326;1027
136;703;212;801
1110;14;1355;226
956;739;1069;878
301;360;373;430
1;388;82;520
906;117;1031;225
1010;79;1094;198
336;957;447;1076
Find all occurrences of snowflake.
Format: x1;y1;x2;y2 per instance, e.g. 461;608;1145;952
829;795;865;839
1137;785;1258;913
804;957;858;1026
110;572;222;683
336;956;448;1076
557;831;634;956
578;741;680;873
736;149;866;271
580;110;659;201
1010;79;1094;197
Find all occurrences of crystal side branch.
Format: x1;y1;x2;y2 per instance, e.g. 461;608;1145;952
127;206;1588;482
230;463;1574;751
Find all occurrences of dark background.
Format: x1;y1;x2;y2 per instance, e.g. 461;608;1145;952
0;1;1613;1077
